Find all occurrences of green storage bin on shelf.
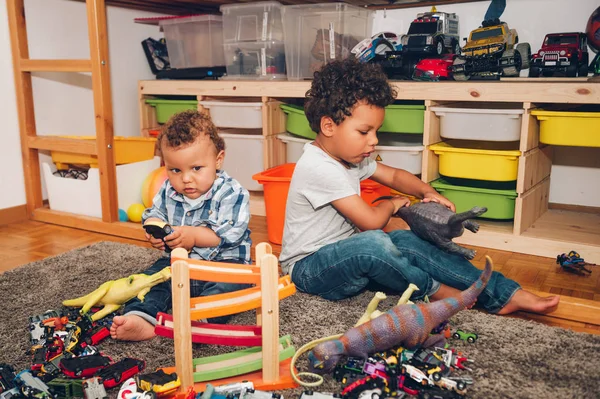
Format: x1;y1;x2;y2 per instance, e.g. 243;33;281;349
430;178;517;220
280;104;316;140
379;104;425;134
146;98;198;124
279;103;426;139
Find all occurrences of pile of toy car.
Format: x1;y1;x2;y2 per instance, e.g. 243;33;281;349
330;339;474;399
0;308;152;399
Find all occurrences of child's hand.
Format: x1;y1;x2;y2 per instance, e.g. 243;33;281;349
145;232;166;251
423;191;456;212
390;196;411;214
164;226;196;251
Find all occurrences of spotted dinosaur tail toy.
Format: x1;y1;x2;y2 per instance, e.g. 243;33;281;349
308;256;493;374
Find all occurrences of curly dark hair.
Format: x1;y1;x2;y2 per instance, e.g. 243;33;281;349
304;58;397;133
158;109;225;153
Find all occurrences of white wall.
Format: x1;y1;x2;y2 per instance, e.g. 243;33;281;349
1;0;599;210
373;0;600;207
0;0;163;209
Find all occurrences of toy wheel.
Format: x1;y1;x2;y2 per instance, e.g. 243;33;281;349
452;40;461;55
304;391;313;395
435;40;444;56
432;372;442;382
457;381;467;391
501;49;520;77
566;63;578;77
451;58;469;81
452;332;460;339
467;336;476;343
516;43;531;69
113;372;122;383
528;66;540;77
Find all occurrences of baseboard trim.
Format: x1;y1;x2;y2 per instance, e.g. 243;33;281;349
0;204;28;225
549;202;600;214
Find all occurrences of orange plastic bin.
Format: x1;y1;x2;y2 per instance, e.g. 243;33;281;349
252;163;392;245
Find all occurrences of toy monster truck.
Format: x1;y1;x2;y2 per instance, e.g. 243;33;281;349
529;32;589;77
401;7;461;56
451;21;531;80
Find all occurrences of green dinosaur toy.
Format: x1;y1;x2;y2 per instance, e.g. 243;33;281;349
62;267;171;320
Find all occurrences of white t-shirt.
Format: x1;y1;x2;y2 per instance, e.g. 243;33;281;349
279;143;377;274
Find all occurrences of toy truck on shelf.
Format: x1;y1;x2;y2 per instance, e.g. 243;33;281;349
529;32;589;77
401;7;461;56
451;22;531;80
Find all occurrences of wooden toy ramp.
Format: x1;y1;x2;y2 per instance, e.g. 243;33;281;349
167;243;298;391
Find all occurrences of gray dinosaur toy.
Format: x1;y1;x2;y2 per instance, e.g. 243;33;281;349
374;197;487;260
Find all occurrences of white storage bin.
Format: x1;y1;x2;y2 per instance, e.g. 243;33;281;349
200;100;263;129
430;104;524;142
42;157;161;218
159;15;225;69
282;3;374;80
223;41;286;80
278;133;311;162
278;132;423;174
371;140;424;175
220;132;265;191
221;1;285;43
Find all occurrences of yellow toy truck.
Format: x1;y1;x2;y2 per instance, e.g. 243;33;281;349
451;21;531;80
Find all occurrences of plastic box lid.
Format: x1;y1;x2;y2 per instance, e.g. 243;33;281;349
429;140;521;157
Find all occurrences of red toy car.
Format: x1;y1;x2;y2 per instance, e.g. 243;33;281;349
529;32;589;77
96;358;145;389
413;54;457;81
60;354;112;379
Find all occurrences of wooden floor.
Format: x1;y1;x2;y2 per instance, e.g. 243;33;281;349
1;217;599;335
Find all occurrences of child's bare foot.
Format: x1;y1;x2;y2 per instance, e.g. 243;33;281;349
110;315;156;341
497;289;560;315
430;284;462;301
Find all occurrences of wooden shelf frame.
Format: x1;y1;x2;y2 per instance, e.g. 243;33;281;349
140;79;600;263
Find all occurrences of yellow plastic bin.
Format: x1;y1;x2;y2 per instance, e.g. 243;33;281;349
51;136;157;170
429;140;521;182
531;109;600;147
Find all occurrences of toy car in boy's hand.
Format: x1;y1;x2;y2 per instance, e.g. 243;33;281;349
372;197;486;260
143;220;174;253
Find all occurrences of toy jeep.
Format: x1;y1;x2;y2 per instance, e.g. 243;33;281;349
451;21;531;80
529;32;589;77
402;7;460;56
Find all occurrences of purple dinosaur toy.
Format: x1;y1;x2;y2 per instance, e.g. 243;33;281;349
308;256;493;374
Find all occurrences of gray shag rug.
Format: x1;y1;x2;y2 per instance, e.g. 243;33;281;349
1;241;599;399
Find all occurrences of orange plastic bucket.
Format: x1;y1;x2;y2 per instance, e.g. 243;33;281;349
252;164;296;245
360;179;392;206
253;163;392;245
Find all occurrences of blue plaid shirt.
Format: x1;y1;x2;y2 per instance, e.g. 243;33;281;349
142;170;252;263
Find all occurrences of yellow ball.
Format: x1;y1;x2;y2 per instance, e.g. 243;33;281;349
127;203;146;223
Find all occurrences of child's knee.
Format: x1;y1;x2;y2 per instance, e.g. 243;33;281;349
359;230;400;255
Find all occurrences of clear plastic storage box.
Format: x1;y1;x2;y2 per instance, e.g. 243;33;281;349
159;15;225;69
282;3;373;80
221;2;285;43
223;41;286;80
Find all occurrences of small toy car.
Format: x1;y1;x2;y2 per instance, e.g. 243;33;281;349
239;389;282;399
95;358;145;389
452;330;478;343
352;32;402;63
137;370;180;397
413;55;456;81
529;32;589;77
60;354;112;379
0;364;16;393
82;377;107;399
14;370;53;399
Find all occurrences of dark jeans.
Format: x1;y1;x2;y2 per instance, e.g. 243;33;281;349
290;229;520;313
124;256;251;325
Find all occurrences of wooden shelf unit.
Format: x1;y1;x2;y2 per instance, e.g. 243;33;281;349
140;79;600;263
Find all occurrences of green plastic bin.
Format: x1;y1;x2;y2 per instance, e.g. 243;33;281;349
280;104;316;139
379;104;425;134
279;103;425;138
146;98;198;124
430;178;517;220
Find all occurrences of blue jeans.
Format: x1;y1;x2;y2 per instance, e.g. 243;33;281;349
290;230;520;313
484;0;506;22
124;256;252;325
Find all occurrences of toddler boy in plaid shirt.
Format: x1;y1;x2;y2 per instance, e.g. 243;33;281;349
111;110;252;341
